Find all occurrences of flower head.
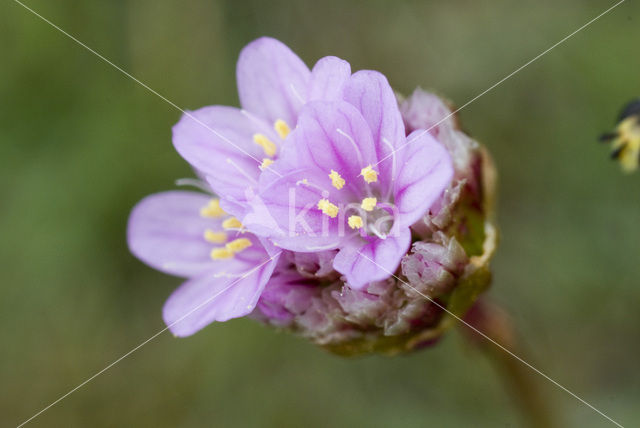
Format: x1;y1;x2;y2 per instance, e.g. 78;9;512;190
127;38;497;355
245;72;454;289
245;88;497;355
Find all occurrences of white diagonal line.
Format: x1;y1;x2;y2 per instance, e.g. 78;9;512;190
15;251;282;428
11;0;280;176
12;0;628;426
371;0;626;171
356;251;625;427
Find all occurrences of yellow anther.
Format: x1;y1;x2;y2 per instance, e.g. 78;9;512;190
348;215;363;229
361;197;377;212
317;198;339;218
328;170;345;190
200;198;225;218
225;238;252;253
274;119;291;139
361;165;378;183
259;158;274;170
204;229;227;244
253;133;277;157
222;217;243;229
208;235;251;260
210;247;234;260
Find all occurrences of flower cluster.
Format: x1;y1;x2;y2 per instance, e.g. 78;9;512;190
600;98;640;173
128;38;497;355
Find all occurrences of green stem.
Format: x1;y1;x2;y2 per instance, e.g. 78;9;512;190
462;301;559;428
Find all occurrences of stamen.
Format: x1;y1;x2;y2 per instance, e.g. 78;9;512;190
296;178;326;194
210;247;234;260
225;238;252;253
289;83;305;104
274;119;291;139
222;217;243;229
317;198;339;218
204;229;227;244
328;170;345;190
361;165;378;183
253;133;277;157
259;158;274;170
368;223;387;240
348;215;363;229
361;197;377;212
336;128;364;167
175;178;211;193
200;199;225;218
381;137;397;200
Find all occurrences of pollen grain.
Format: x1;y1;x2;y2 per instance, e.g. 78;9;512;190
274;119;291;139
204;229;227;244
361;197;377;211
260;158;274;170
222;217;243;230
348;215;363;229
253;133;277;157
225;238;252;253
317;198;339;218
361;165;378;183
328;170;346;190
210;247;234;260
200;198;225;218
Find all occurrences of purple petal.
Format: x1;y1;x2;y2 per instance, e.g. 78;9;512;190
308;56;351;101
243;167;344;252
163;251;279;336
246;101;377;249
127;191;223;277
254;270;316;326
342;70;405;195
236;37;311;126
393;130;454;227
333;228;411;290
276;100;377;193
172;106;278;216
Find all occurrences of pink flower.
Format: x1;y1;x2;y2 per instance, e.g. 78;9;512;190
172;37;352;218
127;191;279;336
245;72;453;288
127;39;496;355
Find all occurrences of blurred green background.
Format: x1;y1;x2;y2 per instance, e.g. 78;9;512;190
2;0;639;426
